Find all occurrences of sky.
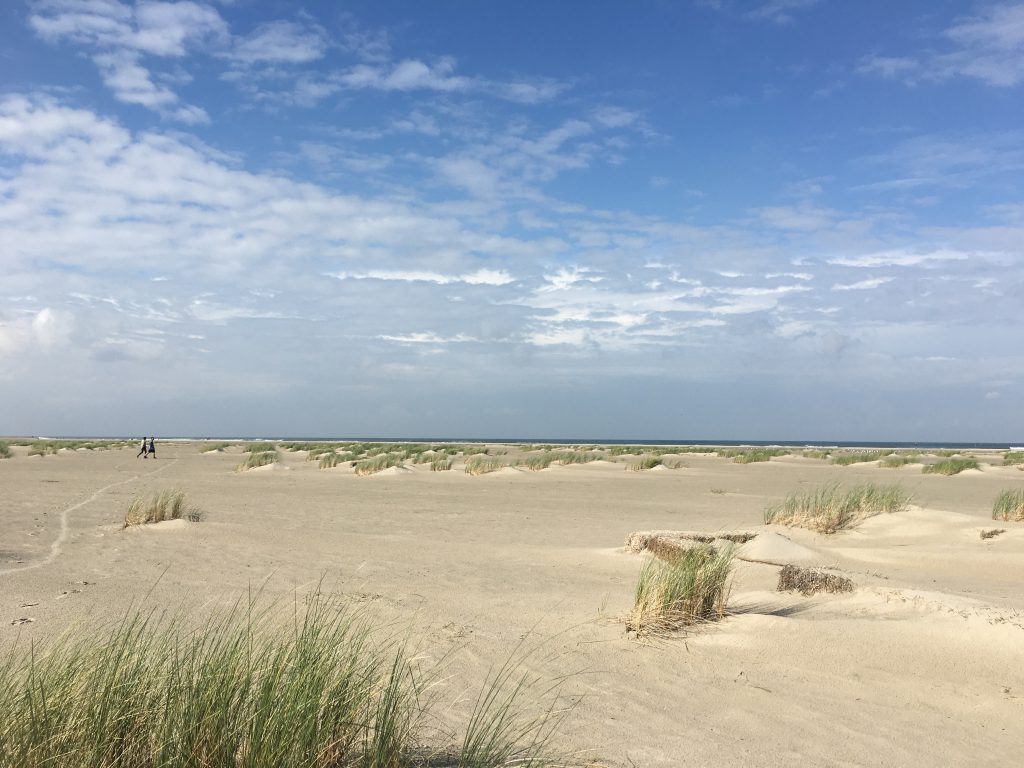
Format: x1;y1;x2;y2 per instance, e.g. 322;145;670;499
1;0;1022;441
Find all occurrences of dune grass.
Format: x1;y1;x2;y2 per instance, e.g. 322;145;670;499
200;442;230;453
718;447;790;463
238;450;278;471
27;442;59;456
627;544;735;636
923;458;979;475
764;482;912;534
831;450;888;466
318;452;347;469
552;451;602;465
880;456;914;468
800;449;831;460
354;454;404;476
0;441;10;459
465;457;505;475
0;593;569;767
992;488;1024;521
245;442;277;454
1003;451;1024;466
123;489;200;527
627;456;662;472
517;454;555;471
430;458;453;472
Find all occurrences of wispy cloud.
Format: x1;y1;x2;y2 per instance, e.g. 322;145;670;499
859;2;1024;87
332;269;515;286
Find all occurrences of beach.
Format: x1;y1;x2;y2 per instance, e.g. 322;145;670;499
1;441;1022;766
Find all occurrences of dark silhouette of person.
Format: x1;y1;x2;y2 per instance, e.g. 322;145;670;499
137;437;147;459
148;437;156;459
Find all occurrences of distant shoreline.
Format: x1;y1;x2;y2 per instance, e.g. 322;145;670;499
5;436;1019;450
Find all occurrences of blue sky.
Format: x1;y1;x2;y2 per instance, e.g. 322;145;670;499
1;0;1022;440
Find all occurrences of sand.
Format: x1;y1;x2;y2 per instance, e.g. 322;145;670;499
1;443;1022;766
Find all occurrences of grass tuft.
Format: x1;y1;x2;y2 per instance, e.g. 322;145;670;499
627;545;735;637
831;450;888;466
992;488;1024;521
718;447;790;463
923;458;979;475
318;452;346;469
200;442;230;453
238;450;278;471
430;458;453;472
465;457;505;475
244;442;277;454
1002;451;1024;466
627;456;662;472
777;565;854;596
0;442;10;459
123;489;199;527
0;592;570;767
880;456;914;468
764;482;912;534
354;454;404;476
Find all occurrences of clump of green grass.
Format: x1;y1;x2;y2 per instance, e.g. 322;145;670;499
800;449;831;460
718;447;790;463
27;442;59;457
245;442;278;454
238;450;278;471
627;545;735;636
354;454;404;476
923;458;979;475
200;442;230;453
831;450;888;466
992;488;1024;521
517;453;555;471
123;489;199;527
627;456;662;471
1003;451;1024;466
0;593;569;767
430;458;453;471
880;456;914;468
318;452;345;469
465;457;505;475
764;482;912;534
552;451;602;465
0;442;10;459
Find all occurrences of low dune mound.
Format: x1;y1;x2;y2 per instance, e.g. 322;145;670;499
735;531;824;566
625;530;758;561
777;564;854;596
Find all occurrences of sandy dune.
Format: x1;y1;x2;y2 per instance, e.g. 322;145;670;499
1;443;1021;766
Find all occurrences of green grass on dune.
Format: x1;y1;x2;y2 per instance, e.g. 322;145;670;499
0;593;569;767
717;447;790;463
354;454;405;476
200;442;231;453
628;545;735;637
922;458;980;475
764;482;912;534
123;489;202;527
238;450;278;471
992;488;1024;522
465;457;505;475
627;456;662;472
0;442;10;459
831;450;888;466
1003;451;1024;466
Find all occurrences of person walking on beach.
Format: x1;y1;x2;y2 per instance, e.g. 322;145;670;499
148;437;156;459
137;437;148;459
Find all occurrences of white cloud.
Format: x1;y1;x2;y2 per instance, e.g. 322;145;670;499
332;269;514;286
829;249;971;268
831;277;893;291
29;0;226;120
229;20;327;65
859;3;1024;87
745;0;819;24
377;332;479;344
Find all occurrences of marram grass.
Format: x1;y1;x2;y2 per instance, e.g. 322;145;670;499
354;453;404;476
123;489;201;527
239;450;278;471
992;488;1024;522
922;458;979;475
831;450;888;466
627;545;735;637
1003;451;1024;466
430;458;453;472
764;483;911;534
0;441;10;459
627;456;662;472
465;457;505;475
0;593;569;768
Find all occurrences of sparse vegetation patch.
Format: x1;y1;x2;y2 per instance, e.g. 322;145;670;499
831;450;888;466
123;489;201;527
764;482;912;534
354;454;404;476
1003;451;1024;466
992;488;1024;522
627;456;662;472
0;442;10;459
465;457;505;475
627;545;735;636
923;458;979;475
239;450;278;471
718;447;790;463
